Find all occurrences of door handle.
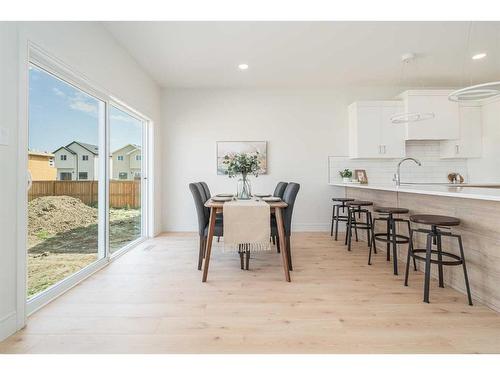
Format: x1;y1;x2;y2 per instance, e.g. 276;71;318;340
455;144;460;155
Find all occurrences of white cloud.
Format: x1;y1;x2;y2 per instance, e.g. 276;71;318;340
52;87;66;98
110;114;140;124
69;100;98;115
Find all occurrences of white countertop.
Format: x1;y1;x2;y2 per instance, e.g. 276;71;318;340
329;182;500;202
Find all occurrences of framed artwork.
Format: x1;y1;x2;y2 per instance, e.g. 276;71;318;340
355;169;368;184
216;141;267;175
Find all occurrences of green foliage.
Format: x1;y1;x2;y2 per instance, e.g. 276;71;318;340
223;152;261;178
339;169;352;178
35;229;51;240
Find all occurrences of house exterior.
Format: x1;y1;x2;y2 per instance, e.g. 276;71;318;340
28;151;56;181
110;144;142;180
53;141;99;180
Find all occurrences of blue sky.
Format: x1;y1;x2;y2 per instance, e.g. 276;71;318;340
28;65;142;154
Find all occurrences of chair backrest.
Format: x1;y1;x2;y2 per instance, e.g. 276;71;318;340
199;181;212;200
282;182;300;235
273;181;288;198
189;182;208;236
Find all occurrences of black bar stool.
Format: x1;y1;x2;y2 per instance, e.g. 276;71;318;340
369;206;416;275
404;214;473;306
330;198;355;240
345;201;374;252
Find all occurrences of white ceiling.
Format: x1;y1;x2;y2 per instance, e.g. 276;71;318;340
104;21;500;88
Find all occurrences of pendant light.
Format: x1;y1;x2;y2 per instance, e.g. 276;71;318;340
390;53;435;124
449;22;500;103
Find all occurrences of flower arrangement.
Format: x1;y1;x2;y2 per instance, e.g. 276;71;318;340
223;152;261;199
223;152;261;178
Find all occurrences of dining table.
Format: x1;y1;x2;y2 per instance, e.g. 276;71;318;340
202;198;290;282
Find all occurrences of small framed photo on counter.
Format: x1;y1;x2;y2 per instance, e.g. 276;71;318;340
355;169;368;184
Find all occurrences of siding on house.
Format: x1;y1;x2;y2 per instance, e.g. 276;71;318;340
53;141;99;180
111;144;141;180
28;152;56;181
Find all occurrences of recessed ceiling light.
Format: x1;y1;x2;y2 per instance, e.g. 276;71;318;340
238;63;249;71
472;53;487;60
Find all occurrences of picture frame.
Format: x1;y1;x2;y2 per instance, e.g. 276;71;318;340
216;141;267;175
355;169;368;184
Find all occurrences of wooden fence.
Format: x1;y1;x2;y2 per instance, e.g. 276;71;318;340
29;180;141;208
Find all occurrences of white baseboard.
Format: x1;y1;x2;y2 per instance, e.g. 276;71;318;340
0;311;17;342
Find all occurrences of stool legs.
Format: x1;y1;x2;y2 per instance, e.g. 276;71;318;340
404;229;414;286
391;218;398;275
423;233;433;303
457;235;473;306
330;205;336;237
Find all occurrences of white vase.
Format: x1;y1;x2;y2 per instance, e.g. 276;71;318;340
342;177;351;183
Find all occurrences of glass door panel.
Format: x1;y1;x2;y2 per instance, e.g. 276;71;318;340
27;64;104;298
109;105;144;253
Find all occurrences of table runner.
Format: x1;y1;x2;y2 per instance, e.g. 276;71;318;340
223;199;271;252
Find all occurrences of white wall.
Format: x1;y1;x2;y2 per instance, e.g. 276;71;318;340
0;21;161;341
161;87;401;232
0;22;20;341
467;99;500;183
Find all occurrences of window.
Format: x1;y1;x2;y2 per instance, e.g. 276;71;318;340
136;155;141;161
119;172;128;180
82;155;89;161
60;154;67;161
78;172;88;180
49;158;54;167
134;172;141;179
117;155;124;161
60;172;72;180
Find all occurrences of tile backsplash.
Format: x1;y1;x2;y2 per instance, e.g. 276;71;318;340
329;141;468;185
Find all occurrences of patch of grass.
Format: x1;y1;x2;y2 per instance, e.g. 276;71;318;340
35;229;52;241
27;252;97;297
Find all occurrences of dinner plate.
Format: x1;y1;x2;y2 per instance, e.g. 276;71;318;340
254;193;271;198
262;196;281;202
216;193;234;197
211;196;233;202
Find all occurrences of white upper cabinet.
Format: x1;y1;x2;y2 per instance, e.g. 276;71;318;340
440;105;482;159
401;90;460;140
348;101;406;159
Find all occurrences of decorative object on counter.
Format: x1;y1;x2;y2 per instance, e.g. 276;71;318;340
339;168;353;183
217;141;267;175
391;53;435;124
448;173;465;184
222;152;262;199
449;22;500;103
354;169;368;184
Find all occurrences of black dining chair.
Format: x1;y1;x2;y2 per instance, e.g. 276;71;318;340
189;182;224;270
273;181;288;198
271;182;300;270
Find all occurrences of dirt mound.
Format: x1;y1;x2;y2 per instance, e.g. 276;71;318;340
28;196;98;246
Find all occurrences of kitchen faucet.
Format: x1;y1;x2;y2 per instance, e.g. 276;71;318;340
393;157;422;186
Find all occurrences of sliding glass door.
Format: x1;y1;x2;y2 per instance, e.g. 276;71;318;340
109;106;145;254
26;52;150;311
27;64;105;298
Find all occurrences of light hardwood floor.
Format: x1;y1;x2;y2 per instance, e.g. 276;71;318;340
1;232;500;354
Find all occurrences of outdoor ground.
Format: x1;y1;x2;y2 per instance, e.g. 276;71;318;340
28;196;141;297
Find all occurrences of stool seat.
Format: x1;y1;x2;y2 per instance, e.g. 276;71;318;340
332;197;355;202
374;206;409;214
410;214;460;226
347;200;373;207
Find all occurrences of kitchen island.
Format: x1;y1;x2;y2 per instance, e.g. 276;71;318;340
330;182;500;312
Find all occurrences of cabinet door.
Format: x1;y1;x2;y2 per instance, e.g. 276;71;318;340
380;104;406;158
440;106;482;158
406;93;460;140
352;105;382;158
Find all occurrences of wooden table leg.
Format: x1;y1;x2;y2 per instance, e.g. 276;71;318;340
275;207;291;282
202;207;217;282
